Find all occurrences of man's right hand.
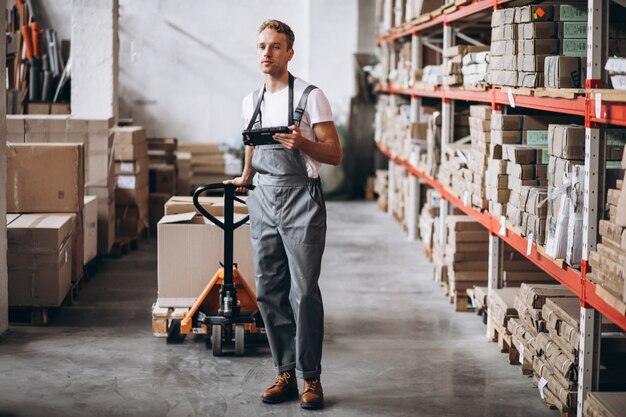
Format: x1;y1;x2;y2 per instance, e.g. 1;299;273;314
223;176;253;193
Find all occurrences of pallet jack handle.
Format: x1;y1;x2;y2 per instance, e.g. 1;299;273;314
192;183;254;315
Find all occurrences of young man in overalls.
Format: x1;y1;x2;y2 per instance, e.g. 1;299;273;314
225;19;342;410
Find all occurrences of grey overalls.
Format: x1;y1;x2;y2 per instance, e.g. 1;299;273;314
245;74;326;379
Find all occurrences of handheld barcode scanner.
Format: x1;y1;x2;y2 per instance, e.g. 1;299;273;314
175;183;265;356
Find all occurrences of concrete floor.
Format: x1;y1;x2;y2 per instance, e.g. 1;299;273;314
0;201;558;417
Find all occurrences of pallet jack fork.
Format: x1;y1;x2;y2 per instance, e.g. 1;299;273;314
175;183;265;356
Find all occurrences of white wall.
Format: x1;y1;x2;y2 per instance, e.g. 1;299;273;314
33;0;361;143
117;0;358;143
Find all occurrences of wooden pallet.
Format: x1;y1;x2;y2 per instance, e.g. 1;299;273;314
9;285;74;325
151;303;189;337
452;290;475;312
489;319;520;365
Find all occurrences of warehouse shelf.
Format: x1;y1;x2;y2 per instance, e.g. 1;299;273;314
379;0;513;43
376;143;626;332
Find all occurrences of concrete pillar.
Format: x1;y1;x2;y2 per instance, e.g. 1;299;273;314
1;0;8;335
71;0;119;121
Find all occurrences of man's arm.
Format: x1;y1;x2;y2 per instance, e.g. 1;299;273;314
223;145;256;190
273;121;343;166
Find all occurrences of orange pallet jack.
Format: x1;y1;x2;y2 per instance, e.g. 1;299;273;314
171;183;265;356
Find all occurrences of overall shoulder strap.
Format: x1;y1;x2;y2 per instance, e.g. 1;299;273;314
246;87;265;131
293;84;318;127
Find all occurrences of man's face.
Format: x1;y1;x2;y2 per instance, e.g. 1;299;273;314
257;28;293;76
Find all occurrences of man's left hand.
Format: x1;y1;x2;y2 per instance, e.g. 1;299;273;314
274;125;305;150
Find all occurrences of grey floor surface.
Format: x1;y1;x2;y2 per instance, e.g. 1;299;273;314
0;201;558;417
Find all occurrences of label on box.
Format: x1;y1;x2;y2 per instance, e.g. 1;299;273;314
518;343;525;364
526;131;548;145
526;233;534;256
595;93;602;119
120;162;134;173
499;215;507;236
538;377;548;400
463;191;470;207
116;175;137;189
507;88;516;108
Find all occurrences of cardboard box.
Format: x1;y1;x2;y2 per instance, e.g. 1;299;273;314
7;214;74;306
164;196;249;216
113;126;147;161
491;40;517;57
547;156;583;187
492;23;517;41
517;71;544;88
492;8;515;27
491;112;574;131
114;156;150;176
507;163;547;180
7;143;85;213
545;55;586;88
503;145;549;165
469;105;492;120
149;164;177;195
548;124;585;160
86;186;116;255
492;130;548;146
157;212;255;307
517;21;587;39
517;54;550;72
83;196;98;265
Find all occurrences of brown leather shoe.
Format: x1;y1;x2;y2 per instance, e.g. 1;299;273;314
301;377;324;409
261;370;299;404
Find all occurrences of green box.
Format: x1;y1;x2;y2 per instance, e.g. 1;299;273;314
527;130;549;145
563;39;587;57
563;22;587;39
559;5;587;22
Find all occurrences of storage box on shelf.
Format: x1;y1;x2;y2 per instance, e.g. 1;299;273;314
468;105;492;211
419;188;440;260
113;126;150;240
374;169;389;212
391;164;410;227
487;287;519;349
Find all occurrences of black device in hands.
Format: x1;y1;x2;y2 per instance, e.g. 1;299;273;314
242;126;290;146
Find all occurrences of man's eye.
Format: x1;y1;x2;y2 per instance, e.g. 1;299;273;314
273;45;280;49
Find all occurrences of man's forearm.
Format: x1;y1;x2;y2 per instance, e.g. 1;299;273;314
299;140;342;166
242;146;257;182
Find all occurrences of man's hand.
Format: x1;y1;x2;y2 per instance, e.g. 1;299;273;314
223;176;253;193
273;125;305;150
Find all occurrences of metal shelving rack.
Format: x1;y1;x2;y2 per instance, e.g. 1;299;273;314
375;1;625;415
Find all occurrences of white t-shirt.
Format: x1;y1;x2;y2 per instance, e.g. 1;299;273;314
242;77;334;178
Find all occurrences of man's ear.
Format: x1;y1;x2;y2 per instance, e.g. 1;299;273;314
288;48;294;61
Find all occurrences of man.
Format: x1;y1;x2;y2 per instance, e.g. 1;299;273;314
225;19;342;410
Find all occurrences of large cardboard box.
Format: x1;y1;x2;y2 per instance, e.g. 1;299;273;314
83;196;98;265
7;214;74;306
548;124;585;160
517;22;587;39
157;212;255;307
113;126;147;161
7;143;85;213
86;186;116;255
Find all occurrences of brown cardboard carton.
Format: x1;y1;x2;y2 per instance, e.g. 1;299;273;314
85;186;116;255
503;144;549;165
112;126;147;161
548;124;585;160
469;105;492;120
114;157;150;175
491;112;574;131
83;196;98;265
7;143;84;213
517;22;587;40
492;129;548;145
149;164;177;195
157;212;255;307
545;55;586;88
518;54;551;72
7;214;73;306
492;8;515;27
164;196;249;216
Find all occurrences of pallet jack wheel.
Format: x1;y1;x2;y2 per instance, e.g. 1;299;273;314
211;324;223;356
235;324;245;356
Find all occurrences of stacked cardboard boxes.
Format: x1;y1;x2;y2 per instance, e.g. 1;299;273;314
147;138;178;234
534;297;581;413
489;4;588;88
462;49;490;88
178;143;243;190
391;164;410;227
468;105;492;210
437;141;471;198
6;143;85;305
374;169;389;212
418;189;440;261
113;127;149;239
6;115;115;256
487;287;519;335
444;215;489;310
544;124;586;265
606;57;626;91
588;149;626;311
